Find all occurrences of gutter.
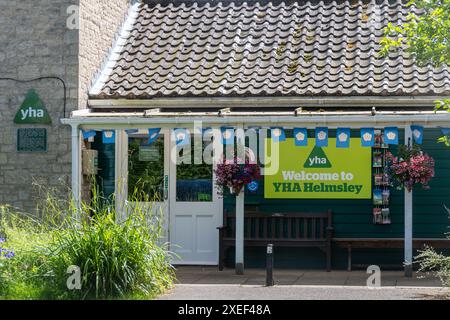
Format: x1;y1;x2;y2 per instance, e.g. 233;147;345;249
61;112;450;129
87;96;444;109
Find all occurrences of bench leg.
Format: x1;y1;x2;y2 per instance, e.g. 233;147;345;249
347;246;352;272
218;246;225;271
326;246;331;272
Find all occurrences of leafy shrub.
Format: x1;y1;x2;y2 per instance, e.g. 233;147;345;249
415;205;450;287
0;186;175;300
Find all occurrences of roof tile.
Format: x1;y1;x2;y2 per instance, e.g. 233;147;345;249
93;0;450;98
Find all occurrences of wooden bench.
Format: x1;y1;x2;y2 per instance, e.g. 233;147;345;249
334;238;450;271
218;208;333;271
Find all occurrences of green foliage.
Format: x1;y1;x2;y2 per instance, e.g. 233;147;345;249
416;245;450;286
381;0;450;145
380;0;450;67
0;186;175;300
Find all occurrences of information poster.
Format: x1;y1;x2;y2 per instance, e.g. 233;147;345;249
264;138;372;199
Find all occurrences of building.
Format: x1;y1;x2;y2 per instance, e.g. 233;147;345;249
2;0;450;275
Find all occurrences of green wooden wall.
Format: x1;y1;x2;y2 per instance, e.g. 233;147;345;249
92;128;450;269
224;129;450;269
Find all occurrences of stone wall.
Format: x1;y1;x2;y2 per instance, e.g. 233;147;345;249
0;0;79;213
78;0;131;109
0;0;130;212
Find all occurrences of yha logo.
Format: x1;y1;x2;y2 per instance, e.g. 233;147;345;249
14;89;52;124
304;147;332;168
21;107;45;120
308;155;328;166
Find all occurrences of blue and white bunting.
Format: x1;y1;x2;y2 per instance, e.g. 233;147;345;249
360;128;375;147
146;128;161;145
294;128;308;146
411;125;424;144
102;130;115;144
384;127;399;145
270;127;286;143
336;128;350;148
173;128;190;146
441;128;450;136
221;127;235;145
315;127;328;147
125;129;139;135
202;127;212;135
82;130;96;140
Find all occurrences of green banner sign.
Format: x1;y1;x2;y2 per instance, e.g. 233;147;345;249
264;138;372;199
14;89;52;124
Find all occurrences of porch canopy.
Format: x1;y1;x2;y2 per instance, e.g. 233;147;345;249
63;0;450;276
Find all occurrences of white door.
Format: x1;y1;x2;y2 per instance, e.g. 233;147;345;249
169;131;222;265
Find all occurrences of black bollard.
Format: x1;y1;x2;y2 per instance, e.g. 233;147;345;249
266;243;274;286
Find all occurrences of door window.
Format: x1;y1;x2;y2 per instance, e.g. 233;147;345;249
128;135;164;201
176;137;213;202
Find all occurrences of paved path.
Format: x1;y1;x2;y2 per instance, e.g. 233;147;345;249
159;284;449;300
158;267;449;300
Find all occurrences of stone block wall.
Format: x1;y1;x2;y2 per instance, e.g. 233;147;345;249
0;0;130;212
78;0;131;110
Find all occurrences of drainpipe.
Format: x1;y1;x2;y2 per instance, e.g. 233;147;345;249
404;125;413;277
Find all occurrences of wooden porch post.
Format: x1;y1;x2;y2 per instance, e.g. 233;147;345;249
71;124;81;214
235;124;245;275
115;129;128;221
404;125;413;277
235;191;245;274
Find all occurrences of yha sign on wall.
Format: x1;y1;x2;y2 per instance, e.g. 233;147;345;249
14;89;52;124
264;138;371;199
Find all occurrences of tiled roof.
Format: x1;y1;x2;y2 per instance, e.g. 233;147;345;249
91;0;450;99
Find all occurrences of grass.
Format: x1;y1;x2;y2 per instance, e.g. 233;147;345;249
0;186;175;300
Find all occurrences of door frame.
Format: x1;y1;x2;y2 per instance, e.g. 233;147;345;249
116;127;223;264
168;128;223;265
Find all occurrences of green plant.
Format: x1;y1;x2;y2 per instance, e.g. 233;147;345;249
0;185;175;300
416;246;450;286
380;0;450;143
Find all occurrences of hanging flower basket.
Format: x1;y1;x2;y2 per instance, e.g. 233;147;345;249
214;157;260;196
386;145;435;192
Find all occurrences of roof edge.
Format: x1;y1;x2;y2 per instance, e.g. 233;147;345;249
89;1;141;96
88;95;443;109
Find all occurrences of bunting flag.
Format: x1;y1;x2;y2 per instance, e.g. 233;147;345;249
336;128;350;148
270;127;286;143
441;128;450;136
102;130;115;144
125;129;139;134
202;127;212;135
411;125;424;144
384;127;399;145
360;128;375;147
82;130;96;140
173;128;190;146
146;128;161;145
315;127;328;147
221;127;235;145
294;128;308;146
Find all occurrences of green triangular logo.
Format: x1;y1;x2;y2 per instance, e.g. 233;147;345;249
14;89;52;124
303;146;332;168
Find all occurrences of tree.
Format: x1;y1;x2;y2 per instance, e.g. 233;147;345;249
380;0;450;145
